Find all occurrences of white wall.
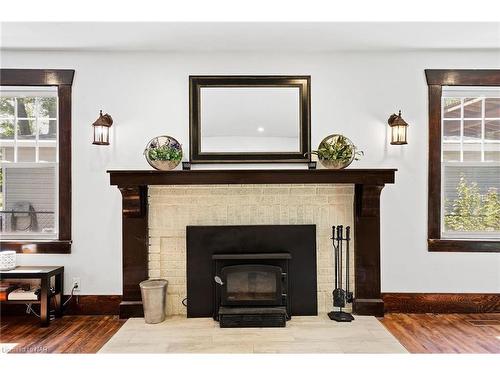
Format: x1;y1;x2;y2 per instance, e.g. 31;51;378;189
1;49;499;294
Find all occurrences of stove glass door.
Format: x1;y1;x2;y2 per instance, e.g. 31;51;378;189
221;264;282;306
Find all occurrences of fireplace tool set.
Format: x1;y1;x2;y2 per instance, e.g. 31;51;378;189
328;225;355;322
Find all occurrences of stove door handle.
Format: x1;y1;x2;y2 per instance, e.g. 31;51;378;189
214;275;224;286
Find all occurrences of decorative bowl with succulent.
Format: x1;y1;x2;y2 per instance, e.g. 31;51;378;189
144;135;183;170
311;134;363;169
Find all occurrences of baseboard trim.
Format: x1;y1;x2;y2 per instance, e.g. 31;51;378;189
63;295;122;315
4;293;498;316
1;295;122;316
119;300;144;318
382;293;500;313
353;298;384;317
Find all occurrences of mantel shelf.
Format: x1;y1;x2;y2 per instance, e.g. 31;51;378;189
108;168;397;187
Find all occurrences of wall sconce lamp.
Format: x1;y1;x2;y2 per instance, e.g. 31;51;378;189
92;110;113;145
388;110;408;145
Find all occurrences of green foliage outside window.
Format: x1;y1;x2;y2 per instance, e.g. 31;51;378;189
0;120;14;137
445;175;500;232
0;98;14;138
0;97;57;138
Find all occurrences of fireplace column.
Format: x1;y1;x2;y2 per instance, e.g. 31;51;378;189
353;184;384;316
118;186;148;318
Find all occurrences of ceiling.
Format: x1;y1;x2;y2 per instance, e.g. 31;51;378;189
1;22;499;52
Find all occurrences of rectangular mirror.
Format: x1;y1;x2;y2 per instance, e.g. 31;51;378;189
190;76;310;163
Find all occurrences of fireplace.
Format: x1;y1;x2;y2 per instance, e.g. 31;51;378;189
213;253;291;327
109;168;396;318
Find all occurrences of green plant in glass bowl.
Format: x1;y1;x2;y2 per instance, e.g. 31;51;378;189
144;135;183;170
311;134;363;169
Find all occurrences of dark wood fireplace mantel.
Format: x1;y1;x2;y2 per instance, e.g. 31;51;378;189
109;168;396;187
108;168;397;318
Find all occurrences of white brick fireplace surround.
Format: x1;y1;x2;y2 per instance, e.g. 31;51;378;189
148;184;355;316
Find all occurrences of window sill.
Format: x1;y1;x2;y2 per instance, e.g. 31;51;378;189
428;239;500;253
0;240;71;254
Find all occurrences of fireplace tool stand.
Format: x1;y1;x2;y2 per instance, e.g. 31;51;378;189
328;225;354;322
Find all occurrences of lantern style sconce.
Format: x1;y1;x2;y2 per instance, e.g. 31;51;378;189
388;110;408;145
92;110;113;145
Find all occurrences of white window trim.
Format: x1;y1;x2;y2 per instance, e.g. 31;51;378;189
442;231;500;240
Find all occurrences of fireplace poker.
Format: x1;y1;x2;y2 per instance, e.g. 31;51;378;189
333;225;338;294
333;225;345;309
345;226;353;303
332;225;340;306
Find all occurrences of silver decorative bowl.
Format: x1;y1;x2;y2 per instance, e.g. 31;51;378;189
315;134;357;170
144;136;183;171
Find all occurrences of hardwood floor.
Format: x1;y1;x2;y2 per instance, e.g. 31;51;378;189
1;313;499;353
0;315;124;354
380;313;500;353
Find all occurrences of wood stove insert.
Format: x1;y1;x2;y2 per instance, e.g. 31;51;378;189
213;253;291;327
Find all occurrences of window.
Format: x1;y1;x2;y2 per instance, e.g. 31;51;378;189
426;70;500;252
442;87;500;239
0;69;74;253
1;87;58;239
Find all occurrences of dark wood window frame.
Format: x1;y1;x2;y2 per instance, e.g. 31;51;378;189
425;69;500;253
0;69;74;254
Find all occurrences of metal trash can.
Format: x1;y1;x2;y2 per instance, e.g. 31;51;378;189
139;279;168;324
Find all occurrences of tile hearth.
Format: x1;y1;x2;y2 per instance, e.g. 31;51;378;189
99;315;407;354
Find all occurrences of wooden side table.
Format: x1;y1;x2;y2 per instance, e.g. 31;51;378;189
0;266;64;327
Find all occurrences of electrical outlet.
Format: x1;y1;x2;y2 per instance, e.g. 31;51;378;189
72;277;81;292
